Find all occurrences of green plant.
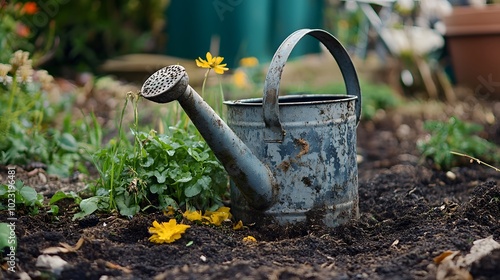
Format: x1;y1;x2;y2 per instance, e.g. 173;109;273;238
418;117;500;170
0;222;17;252
0;180;44;214
48;190;82;216
78;93;228;219
39;0;169;72
0;51;102;177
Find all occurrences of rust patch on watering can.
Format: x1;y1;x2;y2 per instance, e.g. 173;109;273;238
294;138;309;158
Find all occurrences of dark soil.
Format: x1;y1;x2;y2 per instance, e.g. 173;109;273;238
2;99;500;280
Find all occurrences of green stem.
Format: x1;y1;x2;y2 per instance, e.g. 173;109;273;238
450;151;500;172
217;75;225;119
201;69;210;98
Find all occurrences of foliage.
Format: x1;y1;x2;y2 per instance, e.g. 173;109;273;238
48;190;82;216
418;117;500;170
1;1;169;72
0;51;102;177
0;180;44;214
78;93;228;218
39;0;168;72
0;2;42;63
0;223;17;251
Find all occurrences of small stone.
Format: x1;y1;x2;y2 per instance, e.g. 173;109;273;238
200;255;207;262
357;155;364;164
38;172;47;184
36;255;68;276
446;171;456;180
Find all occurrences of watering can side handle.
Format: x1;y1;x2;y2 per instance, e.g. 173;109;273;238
263;29;362;143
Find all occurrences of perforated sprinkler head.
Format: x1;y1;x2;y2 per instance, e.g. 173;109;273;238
140;65;189;103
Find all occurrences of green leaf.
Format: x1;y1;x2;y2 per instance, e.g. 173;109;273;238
185;176;211;198
115;194;140;216
78;197;99;217
48;205;59;215
49;191;70;205
58;133;78;152
154;170;167;184
141;157;154;167
49;191;80;205
0;184;7;196
0;223;16;250
149;184;163;193
19;186;38;205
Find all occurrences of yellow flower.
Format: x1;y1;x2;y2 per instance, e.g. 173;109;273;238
202;206;232;226
243;236;257;243
232;69;249;89
148;219;190;244
183;209;203;221
239;57;259;68
196;52;229;74
163;206;176;217
233;220;244;230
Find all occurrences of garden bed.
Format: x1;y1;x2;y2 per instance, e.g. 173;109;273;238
2;97;500;280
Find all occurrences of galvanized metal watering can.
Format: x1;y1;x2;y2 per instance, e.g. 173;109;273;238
141;29;362;227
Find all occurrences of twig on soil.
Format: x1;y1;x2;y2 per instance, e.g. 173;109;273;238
450;151;500;172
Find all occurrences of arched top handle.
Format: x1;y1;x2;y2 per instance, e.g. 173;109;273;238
263;29;362;143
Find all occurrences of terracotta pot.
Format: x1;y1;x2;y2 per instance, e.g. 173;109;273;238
444;5;500;96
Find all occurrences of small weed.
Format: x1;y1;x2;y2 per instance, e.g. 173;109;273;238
418;117;500;170
0;180;44;215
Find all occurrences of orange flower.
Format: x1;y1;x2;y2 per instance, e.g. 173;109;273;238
15;23;30;38
23;2;38;15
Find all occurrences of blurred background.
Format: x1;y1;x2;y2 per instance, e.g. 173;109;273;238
2;0;500;98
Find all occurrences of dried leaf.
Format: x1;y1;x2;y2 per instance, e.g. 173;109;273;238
434;250;458;264
42;237;84;254
434;236;500;280
105;261;132;274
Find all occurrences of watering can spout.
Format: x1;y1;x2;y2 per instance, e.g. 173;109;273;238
140;65;276;210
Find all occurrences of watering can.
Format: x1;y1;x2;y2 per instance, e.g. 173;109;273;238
141;29;362;227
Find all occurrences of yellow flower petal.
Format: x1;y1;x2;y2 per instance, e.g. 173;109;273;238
149;219;190;244
195;51;229;74
196;57;210;68
232;69;249;89
206;52;213;63
184;210;203;221
213;64;229;75
214;56;224;65
243;236;257;242
239;57;259;68
163;206;176;217
202;206;232;226
233;220;244;230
